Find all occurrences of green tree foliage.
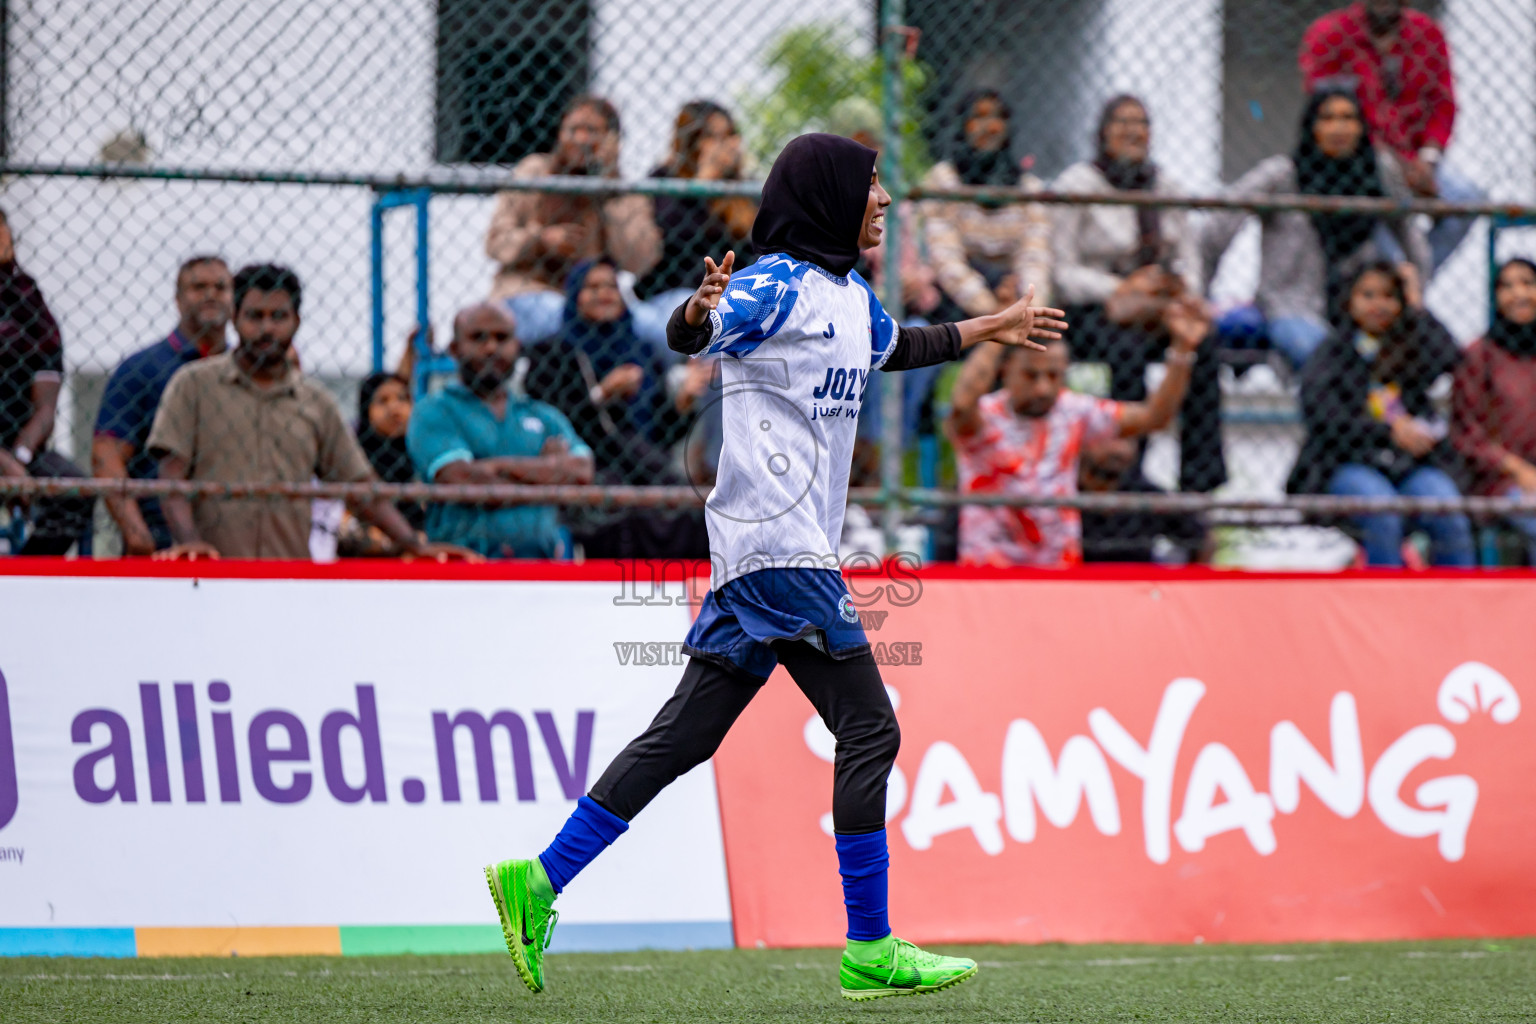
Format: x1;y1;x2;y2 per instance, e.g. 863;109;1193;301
737;24;931;189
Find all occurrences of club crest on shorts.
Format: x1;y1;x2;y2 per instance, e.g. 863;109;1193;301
838;594;859;624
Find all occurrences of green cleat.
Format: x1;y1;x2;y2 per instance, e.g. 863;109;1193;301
838;937;978;1000
484;859;559;993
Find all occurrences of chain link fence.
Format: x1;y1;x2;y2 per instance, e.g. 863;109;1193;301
1;0;1534;568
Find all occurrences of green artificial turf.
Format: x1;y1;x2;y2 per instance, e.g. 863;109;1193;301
2;939;1533;1023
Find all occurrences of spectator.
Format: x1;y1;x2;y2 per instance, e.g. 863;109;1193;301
1452;258;1536;562
147;264;462;561
920;90;1052;318
524;258;702;482
337;371;428;558
1203;85;1429;368
93;255;233;554
1287;260;1472;567
0;207;92;555
484;95;661;345
407;302;594;558
1078;434;1209;564
1300;0;1481;271
947;298;1210;567
632;100;756;351
1051;95;1225;493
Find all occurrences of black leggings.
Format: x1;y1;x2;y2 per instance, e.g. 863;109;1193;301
588;643;899;835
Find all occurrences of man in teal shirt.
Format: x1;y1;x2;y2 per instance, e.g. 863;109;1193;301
409;304;594;557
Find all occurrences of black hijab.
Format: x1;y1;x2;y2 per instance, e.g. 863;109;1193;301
1488;258;1536;358
356;373;414;484
1293;85;1386;265
1092;95;1162;270
751;133;876;277
953;90;1019;187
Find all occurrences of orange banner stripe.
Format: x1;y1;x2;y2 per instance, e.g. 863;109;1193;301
134;926;342;957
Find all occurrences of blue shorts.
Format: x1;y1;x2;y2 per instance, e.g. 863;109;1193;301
682;568;871;680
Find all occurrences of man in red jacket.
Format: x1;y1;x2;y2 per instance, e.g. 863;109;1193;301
1300;0;1482;272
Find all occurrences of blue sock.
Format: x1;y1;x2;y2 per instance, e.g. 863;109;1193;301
834;829;890;941
538;796;630;893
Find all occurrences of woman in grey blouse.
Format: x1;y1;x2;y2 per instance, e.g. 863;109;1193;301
1050;94;1226;494
1202;84;1430;369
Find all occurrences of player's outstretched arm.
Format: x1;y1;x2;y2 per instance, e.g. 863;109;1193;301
955;284;1066;353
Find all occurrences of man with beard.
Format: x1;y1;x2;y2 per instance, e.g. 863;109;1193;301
94;256;233;554
484;94;661;344
947;298;1210;567
407;302;593;558
147;264;469;562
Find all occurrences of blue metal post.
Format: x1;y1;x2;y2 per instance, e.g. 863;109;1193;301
370;198;387;374
414;189;432;388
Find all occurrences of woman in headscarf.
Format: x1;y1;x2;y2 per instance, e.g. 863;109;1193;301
1288;260;1471;567
919;89;1052;319
1453;257;1536;561
337;372;426;556
1202;84;1429;367
484;133;1067;1003
1051;94;1225;493
524;257;695;482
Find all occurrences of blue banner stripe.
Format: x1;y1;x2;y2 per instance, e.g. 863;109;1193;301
0;928;137;957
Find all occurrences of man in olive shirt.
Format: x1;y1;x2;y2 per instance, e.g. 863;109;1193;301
147;264;466;561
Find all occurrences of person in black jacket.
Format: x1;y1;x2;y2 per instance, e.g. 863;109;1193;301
1287;260;1473;566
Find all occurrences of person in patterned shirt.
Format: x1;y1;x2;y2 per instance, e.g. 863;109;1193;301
947;297;1211;566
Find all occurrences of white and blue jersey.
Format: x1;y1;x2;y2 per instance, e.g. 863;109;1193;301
694;253;898;591
680;253;898;678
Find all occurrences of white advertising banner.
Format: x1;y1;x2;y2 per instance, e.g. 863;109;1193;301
0;573;728;945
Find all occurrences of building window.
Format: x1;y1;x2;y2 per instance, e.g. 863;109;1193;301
436;0;591;165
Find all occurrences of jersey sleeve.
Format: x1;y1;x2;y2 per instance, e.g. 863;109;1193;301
850;270;899;370
699;257;802;358
1082;396;1124;444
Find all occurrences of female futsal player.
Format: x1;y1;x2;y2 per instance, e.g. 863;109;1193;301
486;132;1066;1000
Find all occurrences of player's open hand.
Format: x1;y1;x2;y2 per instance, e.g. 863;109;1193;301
684;251;735;327
988;284;1067;350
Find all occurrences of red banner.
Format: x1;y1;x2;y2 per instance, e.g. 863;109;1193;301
711;574;1536;946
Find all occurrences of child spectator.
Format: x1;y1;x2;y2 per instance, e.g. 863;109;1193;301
1287;260;1472;567
337;371;427;557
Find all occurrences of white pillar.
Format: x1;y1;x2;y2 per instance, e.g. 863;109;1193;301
1088;0;1224;193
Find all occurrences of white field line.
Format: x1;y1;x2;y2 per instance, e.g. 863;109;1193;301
4;949;1508;983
